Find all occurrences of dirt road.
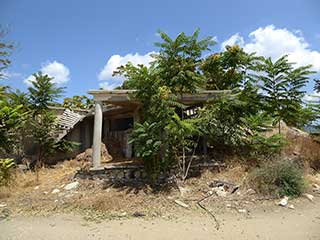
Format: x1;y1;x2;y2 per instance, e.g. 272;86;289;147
1;198;320;240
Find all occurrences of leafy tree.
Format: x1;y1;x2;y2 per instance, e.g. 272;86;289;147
63;95;94;109
28;72;75;176
201;45;261;90
0;100;24;154
0;29;24;156
28;72;64;113
154;29;215;94
0;158;15;186
314;79;320;92
258;56;314;131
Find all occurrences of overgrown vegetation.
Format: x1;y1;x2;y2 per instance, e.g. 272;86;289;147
0;158;15;186
0;30;79;183
249;160;305;197
1;27;319;195
115;29;319;184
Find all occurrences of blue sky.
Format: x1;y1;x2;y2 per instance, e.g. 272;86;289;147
1;0;320;99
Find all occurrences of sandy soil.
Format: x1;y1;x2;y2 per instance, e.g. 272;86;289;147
1;197;320;240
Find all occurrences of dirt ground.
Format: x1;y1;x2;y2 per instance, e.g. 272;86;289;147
1;198;320;240
1;160;320;239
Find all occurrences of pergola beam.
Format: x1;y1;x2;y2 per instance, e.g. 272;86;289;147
88;89;231;106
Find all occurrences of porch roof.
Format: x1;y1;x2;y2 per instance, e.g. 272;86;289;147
88;89;230;105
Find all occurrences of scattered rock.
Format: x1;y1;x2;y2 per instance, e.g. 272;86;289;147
226;204;232;208
303;193;314;202
132;211;145;217
64;181;79;191
288;204;295;210
174;200;190;208
238;209;247;213
278;196;289;207
64;194;74;198
120;212;127;217
212;187;227;197
43;191;48;195
178;186;192;197
0;204;7;208
34;186;39;190
51;189;60;194
312;183;320;189
312;184;320;193
54;200;58;203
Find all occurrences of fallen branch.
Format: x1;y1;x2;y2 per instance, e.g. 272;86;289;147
197;193;220;230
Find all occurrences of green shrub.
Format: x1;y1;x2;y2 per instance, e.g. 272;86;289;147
0;158;15;186
249;160;305;197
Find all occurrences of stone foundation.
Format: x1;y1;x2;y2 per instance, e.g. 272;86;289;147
75;162;225;183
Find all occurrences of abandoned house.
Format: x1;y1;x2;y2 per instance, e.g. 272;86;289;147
47;90;228;169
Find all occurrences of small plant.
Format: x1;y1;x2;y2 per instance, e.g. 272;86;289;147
0;158;15;186
249;160;305;197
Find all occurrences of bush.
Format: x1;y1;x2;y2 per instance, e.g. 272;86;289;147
0;158;15;186
249;160;305;197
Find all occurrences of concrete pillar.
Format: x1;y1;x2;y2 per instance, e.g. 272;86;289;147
92;101;103;169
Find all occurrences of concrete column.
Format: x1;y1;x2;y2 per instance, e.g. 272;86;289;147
92;101;103;169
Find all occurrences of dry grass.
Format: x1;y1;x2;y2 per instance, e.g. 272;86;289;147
0;187;11;199
0;157;317;219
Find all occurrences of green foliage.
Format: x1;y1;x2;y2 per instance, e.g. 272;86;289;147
28;73;74;165
28;72;64;112
116;30;317;181
154;29;215;93
199;94;247;149
258;56;315;129
129;121;167;179
0;99;25;154
249;160;305;197
314;79;320;93
0;158;15;186
201;45;261;90
241;113;286;158
63;95;94;109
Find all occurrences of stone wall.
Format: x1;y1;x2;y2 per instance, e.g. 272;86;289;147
75;162;225;183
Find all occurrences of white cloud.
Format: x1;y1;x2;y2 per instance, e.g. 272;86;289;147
99;82;119;90
2;70;22;79
98;52;156;89
221;33;244;51
24;61;70;85
221;25;320;71
304;91;320;102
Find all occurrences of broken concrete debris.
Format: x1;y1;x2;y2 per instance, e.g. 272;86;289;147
303;193;314;202
64;181;80;191
174;200;190;208
51;189;60;194
178;186;192;197
238;209;247;213
212;187;227;197
278;196;289;207
207;179;239;196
